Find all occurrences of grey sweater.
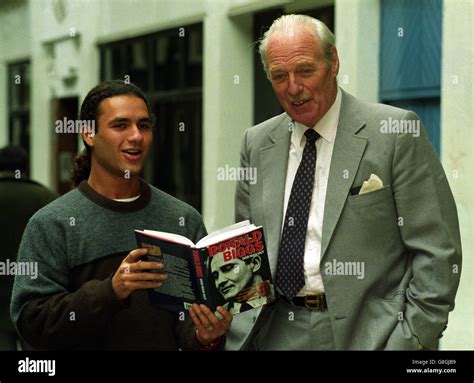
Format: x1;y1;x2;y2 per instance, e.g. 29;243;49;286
10;180;207;350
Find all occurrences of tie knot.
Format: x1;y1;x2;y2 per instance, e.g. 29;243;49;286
304;129;319;143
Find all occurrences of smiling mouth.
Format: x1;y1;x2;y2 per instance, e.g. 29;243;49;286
292;99;310;107
121;149;144;160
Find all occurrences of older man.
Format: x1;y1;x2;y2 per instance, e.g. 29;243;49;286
232;14;462;350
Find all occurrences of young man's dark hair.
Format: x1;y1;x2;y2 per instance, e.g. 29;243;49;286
71;80;155;187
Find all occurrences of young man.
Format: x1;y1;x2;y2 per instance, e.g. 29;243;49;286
10;80;231;350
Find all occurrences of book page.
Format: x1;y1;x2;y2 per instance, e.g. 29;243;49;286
137;230;195;247
195;220;259;248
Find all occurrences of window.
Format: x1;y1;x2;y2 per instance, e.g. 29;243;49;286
8;61;31;158
380;0;442;155
99;24;203;211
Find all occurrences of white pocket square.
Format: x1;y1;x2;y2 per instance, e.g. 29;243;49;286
359;174;384;195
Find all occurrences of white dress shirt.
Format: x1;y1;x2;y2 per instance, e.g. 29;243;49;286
282;87;342;295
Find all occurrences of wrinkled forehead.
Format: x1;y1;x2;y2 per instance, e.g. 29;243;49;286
267;27;322;70
268;25;320;54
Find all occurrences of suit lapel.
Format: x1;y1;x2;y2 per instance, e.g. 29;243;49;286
260;115;292;274
321;91;368;261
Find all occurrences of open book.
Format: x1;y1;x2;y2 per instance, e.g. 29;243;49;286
135;220;275;314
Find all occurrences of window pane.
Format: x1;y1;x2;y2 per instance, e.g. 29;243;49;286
9;62;30;109
154;35;180;90
10;73;20;109
8;61;31;161
19;63;30;108
127;39;149;91
111;45;123;79
9;114;30;153
102;47;113;80
153;99;202;211
185;28;202;87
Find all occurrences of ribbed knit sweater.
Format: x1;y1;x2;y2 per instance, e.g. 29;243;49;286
10;180;207;350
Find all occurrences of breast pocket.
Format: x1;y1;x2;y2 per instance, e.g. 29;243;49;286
348;185;393;208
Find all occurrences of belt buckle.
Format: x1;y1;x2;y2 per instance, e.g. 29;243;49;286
304;295;321;309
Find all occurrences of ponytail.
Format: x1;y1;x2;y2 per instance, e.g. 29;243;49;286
71;148;91;187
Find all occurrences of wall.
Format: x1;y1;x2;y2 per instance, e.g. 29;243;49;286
439;0;474;350
0;0;31;147
202;1;253;231
335;0;380;102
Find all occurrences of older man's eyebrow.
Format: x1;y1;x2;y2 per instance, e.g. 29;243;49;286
295;62;318;69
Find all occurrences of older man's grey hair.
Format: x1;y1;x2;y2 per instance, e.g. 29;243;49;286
258;14;336;77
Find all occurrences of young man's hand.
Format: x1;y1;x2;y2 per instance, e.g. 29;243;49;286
112;248;167;300
189;304;232;346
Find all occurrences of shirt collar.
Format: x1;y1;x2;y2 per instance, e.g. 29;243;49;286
292;86;342;148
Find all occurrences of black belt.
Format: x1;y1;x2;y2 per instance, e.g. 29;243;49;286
282;293;328;310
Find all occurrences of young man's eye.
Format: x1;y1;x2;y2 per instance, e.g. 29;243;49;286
113;123;126;129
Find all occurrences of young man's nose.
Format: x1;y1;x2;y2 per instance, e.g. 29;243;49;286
127;124;144;142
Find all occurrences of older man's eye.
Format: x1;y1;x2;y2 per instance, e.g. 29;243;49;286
272;73;286;82
300;68;315;76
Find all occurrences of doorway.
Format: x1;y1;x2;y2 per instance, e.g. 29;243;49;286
51;97;79;195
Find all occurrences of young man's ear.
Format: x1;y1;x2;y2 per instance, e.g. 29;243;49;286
250;255;262;273
81;124;95;148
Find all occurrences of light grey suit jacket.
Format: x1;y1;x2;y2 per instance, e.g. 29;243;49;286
230;89;462;350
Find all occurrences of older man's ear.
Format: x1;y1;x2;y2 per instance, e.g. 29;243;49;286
331;47;340;78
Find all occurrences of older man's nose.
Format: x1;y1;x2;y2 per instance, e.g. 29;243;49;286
287;73;302;96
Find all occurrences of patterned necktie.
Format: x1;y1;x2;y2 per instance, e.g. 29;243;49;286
276;129;319;299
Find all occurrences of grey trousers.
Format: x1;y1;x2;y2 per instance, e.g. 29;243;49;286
251;298;336;350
